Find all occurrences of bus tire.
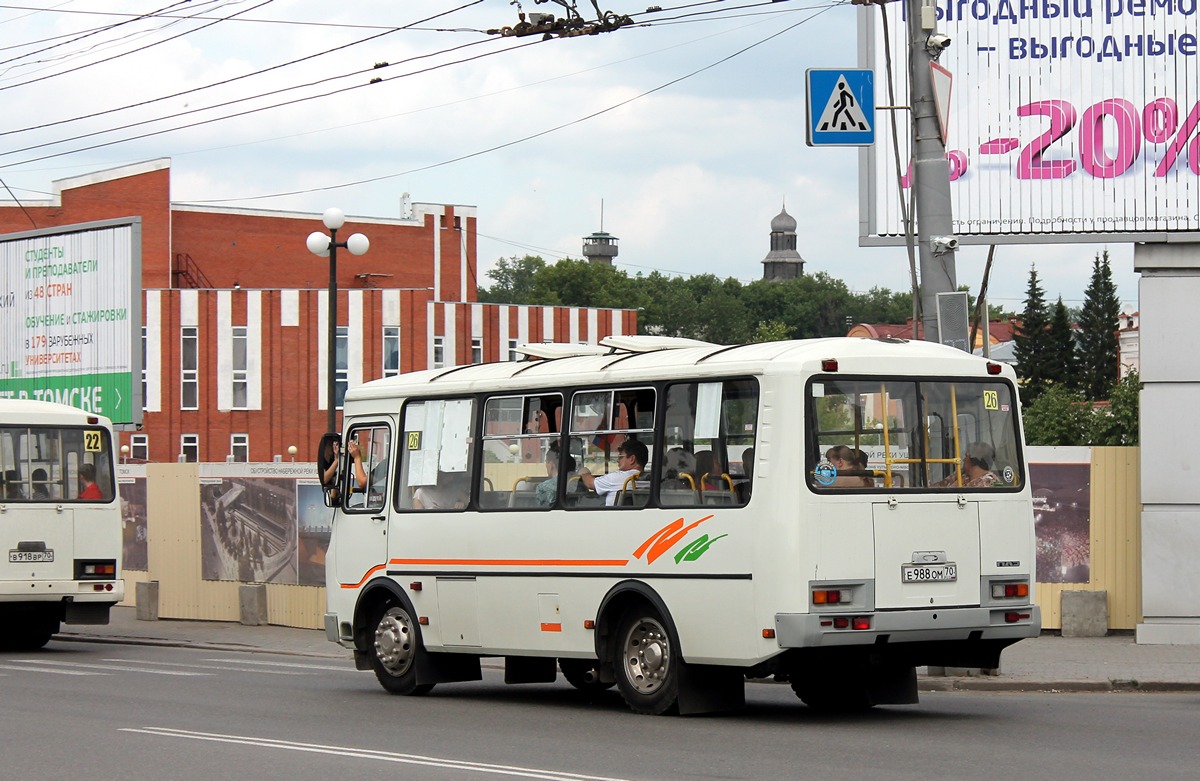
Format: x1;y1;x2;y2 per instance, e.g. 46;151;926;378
613;605;679;715
559;659;615;693
368;603;434;696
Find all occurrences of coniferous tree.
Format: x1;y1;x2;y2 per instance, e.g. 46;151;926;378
1013;264;1053;403
1046;296;1078;389
1077;251;1121;400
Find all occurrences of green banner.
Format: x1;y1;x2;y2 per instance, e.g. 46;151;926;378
0;371;133;421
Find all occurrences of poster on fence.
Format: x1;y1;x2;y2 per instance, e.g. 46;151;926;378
117;464;148;571
198;463;329;586
1028;447;1091;584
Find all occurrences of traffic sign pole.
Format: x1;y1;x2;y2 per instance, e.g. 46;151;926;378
906;0;957;344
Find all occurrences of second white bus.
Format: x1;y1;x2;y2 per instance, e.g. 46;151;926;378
0;399;123;650
320;336;1040;714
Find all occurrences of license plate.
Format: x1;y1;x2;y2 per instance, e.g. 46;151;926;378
9;550;54;563
902;563;957;582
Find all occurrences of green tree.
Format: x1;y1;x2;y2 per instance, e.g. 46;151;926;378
1013;264;1053;403
477;255;548;303
1046;296;1078;389
1077;250;1121;400
752;319;791;342
1022;385;1093;445
1089;371;1141;445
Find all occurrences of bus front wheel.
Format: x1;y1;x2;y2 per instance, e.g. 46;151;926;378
613;606;679;715
368;603;434;696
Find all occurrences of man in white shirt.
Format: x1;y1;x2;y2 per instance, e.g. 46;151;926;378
578;439;648;506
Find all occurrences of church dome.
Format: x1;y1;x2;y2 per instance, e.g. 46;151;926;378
771;207;797;233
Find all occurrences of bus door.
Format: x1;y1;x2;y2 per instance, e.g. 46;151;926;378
333;420;393;587
871;501;981;609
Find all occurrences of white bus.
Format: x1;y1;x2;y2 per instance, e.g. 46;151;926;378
321;336;1040;714
0;400;123;650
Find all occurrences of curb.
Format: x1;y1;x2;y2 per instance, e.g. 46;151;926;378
53;631;345;660
919;678;1200;693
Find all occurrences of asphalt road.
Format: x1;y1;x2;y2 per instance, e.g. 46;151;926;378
3;639;1198;781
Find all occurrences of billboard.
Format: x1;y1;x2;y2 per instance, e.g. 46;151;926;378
0;219;142;424
860;5;1200;244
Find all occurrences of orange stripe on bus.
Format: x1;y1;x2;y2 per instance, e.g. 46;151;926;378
389;558;629;567
340;563;387;589
540;623;562;632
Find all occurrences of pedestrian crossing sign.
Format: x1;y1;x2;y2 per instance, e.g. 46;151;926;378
806;68;875;147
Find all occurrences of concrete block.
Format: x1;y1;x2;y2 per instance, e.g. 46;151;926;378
135;580;159;621
1061;590;1108;637
239;583;268;626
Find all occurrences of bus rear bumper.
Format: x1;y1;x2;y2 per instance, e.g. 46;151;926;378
775;605;1042;650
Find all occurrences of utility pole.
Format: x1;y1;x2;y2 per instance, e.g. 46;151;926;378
905;0;958;343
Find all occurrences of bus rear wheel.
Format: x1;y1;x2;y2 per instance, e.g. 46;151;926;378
368;603;434;696
613;606;679;715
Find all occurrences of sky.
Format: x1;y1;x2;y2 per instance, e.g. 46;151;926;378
0;0;1142;314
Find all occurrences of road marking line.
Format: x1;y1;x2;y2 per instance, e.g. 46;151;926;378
121;727;644;781
203;658;355;672
12;660;210;676
103;659;307;675
0;663;104;676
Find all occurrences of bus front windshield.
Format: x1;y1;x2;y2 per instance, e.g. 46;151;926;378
0;425;115;502
807;377;1023;491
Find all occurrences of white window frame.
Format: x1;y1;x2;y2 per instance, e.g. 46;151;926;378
383;326;401;378
507;338;519;362
471;336;483;365
181;326;199;410
336;325;348;410
231;325;249;410
130;434;148;462
231;433;249;463
180;434;199;463
432;335;445;369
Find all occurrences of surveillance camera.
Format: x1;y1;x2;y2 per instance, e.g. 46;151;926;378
931;235;959;254
926;33;952;53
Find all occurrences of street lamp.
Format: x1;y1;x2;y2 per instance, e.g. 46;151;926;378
306;208;369;436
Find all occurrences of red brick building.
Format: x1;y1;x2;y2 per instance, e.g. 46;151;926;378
0;160;636;462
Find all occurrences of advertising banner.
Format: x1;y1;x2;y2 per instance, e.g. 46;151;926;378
862;4;1200;243
0;220;142;423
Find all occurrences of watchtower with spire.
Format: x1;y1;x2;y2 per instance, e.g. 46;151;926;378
762;204;805;281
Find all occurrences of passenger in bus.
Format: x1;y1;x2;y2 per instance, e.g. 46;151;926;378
413;471;470;510
2;470;23;500
78;463;103;500
578;438;647;506
694;450;727;492
825;446;873;487
31;468;51;499
737;447;755;502
348;430;389;498
934;442;1001;488
535;443;576;507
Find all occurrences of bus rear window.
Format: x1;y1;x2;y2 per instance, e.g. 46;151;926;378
807;378;1022;491
0;425;114;502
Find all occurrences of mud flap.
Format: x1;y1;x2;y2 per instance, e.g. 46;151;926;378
676;662;746;715
866;663;918;706
415;651;482;686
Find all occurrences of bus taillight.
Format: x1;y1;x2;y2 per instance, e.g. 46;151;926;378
75;560;116;579
991;582;1029;599
821;359;839;372
986;362;1002;375
812;588;850;605
1005;612;1032;623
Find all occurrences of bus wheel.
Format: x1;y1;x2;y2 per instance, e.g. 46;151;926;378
559;659;614;693
368;603;433;696
613;606;679;715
